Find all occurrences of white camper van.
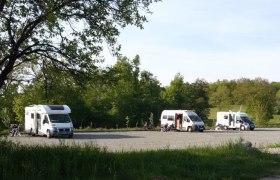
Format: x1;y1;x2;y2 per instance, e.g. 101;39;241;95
160;110;205;132
25;105;74;138
216;111;255;131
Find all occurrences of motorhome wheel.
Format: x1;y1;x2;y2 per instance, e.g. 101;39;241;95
240;125;245;131
187;126;193;132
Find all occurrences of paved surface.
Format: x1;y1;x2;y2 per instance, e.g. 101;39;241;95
6;128;280;152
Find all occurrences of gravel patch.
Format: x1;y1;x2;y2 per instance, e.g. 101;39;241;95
6;128;280;152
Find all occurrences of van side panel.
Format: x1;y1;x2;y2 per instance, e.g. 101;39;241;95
160;110;205;132
160;110;176;127
24;109;37;134
216;112;230;126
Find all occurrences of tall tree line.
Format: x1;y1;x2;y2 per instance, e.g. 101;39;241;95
0;56;210;129
1;57;280;128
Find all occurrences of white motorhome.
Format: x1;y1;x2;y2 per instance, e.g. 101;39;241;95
160;110;205;132
25;105;74;138
216;111;255;131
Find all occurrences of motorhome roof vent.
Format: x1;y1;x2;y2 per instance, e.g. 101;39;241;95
48;105;65;110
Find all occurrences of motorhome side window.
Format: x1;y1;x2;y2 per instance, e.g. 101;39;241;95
162;115;167;119
31;113;34;119
167;115;174;121
37;114;41;119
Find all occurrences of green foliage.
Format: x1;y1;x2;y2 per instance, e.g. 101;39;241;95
208;78;277;125
0;83;18;128
190;79;210;120
234;78;275;124
275;90;280;114
267;115;280;127
2;56;280;129
0;138;279;179
162;73;188;109
208;80;235;108
0;0;161;89
161;75;210;120
0;108;13;128
13;84;47;123
89;56;163;128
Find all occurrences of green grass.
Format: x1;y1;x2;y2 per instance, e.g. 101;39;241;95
0;138;279;179
267;115;280;126
267;143;280;148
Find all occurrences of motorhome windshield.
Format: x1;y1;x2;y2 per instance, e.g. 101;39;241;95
240;115;253;123
187;112;202;122
49;114;71;123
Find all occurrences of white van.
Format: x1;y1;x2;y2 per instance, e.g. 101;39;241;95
216;111;255;131
160;110;205;132
25;105;74;138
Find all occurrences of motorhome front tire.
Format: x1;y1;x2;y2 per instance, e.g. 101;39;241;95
187;126;193;132
240;125;245;131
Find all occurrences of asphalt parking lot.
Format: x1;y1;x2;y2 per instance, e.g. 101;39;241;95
6;128;280;152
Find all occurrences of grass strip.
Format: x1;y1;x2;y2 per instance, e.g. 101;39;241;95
0;138;279;179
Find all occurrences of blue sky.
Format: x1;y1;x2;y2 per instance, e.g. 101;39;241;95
102;0;280;86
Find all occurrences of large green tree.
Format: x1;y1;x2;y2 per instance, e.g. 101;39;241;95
161;75;210;120
208;80;235;109
80;55;161;128
190;79;210;120
138;70;162;125
161;73;189;109
105;56;149;127
12;67;89;125
0;0;160;89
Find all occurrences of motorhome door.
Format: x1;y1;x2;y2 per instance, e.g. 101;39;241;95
182;115;189;130
36;113;42;134
175;113;183;129
42;115;49;134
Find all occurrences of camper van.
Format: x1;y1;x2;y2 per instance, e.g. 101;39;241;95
160;110;205;132
216;111;255;131
25;105;74;138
